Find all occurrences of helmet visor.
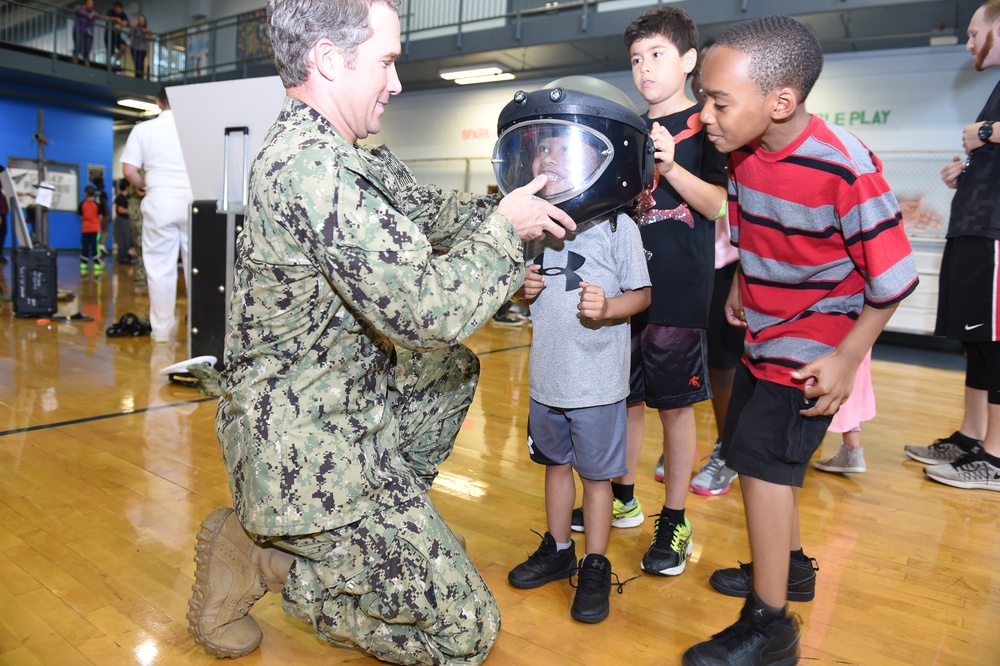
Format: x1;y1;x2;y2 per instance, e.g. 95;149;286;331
492;120;613;204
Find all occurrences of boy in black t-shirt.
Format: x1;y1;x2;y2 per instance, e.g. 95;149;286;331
577;6;728;578
114;178;133;264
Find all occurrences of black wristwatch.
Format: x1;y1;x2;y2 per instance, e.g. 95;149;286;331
979;121;994;144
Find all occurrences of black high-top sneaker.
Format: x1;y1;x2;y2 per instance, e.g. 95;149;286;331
683;591;800;666
508;531;577;589
710;556;819;601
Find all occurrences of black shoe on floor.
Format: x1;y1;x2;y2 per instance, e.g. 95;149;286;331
570;554;612;623
709;556;818;602
106;312;152;338
570;506;585;533
683;593;800;666
508;531;576;589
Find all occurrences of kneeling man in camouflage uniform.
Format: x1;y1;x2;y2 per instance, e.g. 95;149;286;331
185;0;574;663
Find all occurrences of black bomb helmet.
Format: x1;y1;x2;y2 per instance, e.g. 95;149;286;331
493;76;654;223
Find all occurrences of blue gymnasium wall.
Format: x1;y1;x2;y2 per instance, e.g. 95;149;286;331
1;83;114;252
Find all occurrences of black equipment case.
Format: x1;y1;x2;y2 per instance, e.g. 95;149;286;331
12;246;58;317
2;167;58;318
188;126;249;368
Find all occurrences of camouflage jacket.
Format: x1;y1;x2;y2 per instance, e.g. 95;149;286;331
217;98;523;536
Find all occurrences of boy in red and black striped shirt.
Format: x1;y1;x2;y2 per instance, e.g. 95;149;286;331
684;15;918;666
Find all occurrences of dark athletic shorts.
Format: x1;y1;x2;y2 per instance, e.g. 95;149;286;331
935;236;1000;342
628;323;712;409
719;364;832;487
963;341;1000;404
707;262;744;371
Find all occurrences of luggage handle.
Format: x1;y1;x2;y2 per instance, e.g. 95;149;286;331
1;168;33;250
222;126;250;213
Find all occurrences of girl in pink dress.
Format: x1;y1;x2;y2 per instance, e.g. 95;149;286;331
813;349;875;474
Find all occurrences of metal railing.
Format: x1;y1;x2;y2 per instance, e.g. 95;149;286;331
0;0;164;78
0;0;650;84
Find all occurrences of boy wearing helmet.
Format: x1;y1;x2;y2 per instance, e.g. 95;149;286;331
496;78;652;623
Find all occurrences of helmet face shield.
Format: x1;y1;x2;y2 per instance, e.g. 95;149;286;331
493;121;613;205
493;76;654;224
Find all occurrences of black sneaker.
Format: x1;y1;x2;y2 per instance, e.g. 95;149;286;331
570;506;585;533
683;593;800;666
508;531;576;589
709;556;819;602
640;512;692;576
570;554;612;623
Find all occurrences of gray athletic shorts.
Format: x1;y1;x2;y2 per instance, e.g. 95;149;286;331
527;398;629;481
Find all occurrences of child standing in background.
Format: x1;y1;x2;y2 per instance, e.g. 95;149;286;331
598;6;728;580
813;349;875;474
78;185;103;276
114;178;134;265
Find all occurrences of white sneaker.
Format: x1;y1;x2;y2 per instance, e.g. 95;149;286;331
813;444;866;474
904;432;979;465
689;440;737;496
925;447;1000;491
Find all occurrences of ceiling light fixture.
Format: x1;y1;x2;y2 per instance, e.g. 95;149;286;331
117;98;160;114
439;63;505;80
929;34;958;47
454;72;517;85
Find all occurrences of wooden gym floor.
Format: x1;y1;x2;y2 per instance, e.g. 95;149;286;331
0;255;997;665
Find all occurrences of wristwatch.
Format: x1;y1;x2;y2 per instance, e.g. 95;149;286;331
978;121;994;144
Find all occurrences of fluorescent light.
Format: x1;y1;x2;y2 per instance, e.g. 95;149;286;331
117;98;160;114
929;34;958;46
454;72;516;85
440;64;504;80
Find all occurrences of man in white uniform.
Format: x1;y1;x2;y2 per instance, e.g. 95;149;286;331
121;86;193;342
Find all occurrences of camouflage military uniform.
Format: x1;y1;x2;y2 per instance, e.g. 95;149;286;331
216;98;523;664
127;191;146;288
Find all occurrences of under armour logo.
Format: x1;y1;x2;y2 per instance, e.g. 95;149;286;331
534;251;586;291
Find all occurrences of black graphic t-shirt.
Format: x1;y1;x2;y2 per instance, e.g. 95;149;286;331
635;103;727;327
948;80;1000;239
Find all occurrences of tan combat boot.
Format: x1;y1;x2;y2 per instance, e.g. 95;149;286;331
187;507;276;658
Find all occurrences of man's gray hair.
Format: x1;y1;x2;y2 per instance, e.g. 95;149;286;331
267;0;401;88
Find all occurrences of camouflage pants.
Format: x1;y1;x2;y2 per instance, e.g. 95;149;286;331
276;494;499;665
391;344;480;486
129;207;147;287
273;344;499;665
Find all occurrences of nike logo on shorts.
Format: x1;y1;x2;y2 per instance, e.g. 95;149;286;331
965;323;985;330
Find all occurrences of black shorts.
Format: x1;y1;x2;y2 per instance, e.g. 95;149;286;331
963;341;1000;404
628;323;712;409
707;262;744;371
935;236;1000;341
719;364;832;487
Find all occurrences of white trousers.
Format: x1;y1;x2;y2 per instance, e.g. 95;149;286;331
141;189;190;342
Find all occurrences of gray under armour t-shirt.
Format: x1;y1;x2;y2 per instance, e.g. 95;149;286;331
525;212;651;409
